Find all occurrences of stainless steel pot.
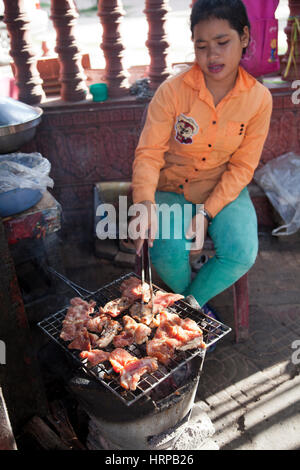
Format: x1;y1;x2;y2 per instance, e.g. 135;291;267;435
0;97;43;153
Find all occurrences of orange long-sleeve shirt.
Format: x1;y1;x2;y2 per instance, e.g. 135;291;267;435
132;63;273;218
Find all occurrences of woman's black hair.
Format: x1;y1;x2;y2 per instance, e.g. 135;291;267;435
190;0;251;56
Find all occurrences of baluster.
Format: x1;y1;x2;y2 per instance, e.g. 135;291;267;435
97;0;129;98
3;0;45;105
144;0;171;90
50;0;88;101
282;0;300;81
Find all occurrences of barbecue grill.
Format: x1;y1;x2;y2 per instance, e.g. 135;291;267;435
38;272;231;408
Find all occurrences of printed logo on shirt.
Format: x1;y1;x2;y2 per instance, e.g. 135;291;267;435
174;114;199;145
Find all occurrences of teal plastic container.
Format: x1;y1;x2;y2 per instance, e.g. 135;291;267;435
89;83;108;102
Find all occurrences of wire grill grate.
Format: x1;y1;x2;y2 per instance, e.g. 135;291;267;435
38;272;231;406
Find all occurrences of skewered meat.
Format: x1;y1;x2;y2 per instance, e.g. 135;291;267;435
60;297;96;341
120;356;158;391
120;276;151;303
113;315;151;347
80;349;110;366
99;297;133;317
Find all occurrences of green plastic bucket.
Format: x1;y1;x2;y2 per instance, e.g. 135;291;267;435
89;83;108;102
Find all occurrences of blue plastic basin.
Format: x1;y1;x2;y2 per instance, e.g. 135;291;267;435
0;188;43;217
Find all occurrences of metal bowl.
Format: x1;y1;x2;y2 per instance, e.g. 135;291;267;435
0;97;43;153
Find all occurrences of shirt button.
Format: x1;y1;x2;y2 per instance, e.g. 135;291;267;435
212;121;216;125
202;158;206;161
185;179;189;183
208;144;212;148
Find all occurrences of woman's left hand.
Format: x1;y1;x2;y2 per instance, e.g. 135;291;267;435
185;213;209;252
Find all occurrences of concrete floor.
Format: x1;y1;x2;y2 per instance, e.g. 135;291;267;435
57;230;300;451
197;234;300;450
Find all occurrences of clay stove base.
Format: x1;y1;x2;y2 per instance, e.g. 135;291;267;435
86;403;217;451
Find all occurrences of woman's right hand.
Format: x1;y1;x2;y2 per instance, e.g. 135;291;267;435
129;200;158;256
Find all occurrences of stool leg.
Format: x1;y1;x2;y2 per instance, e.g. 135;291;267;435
232;273;249;342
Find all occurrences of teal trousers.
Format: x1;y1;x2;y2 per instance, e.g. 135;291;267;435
150;187;258;307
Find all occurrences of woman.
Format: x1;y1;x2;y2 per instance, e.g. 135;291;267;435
131;0;273;308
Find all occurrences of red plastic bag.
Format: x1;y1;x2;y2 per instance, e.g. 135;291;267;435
241;0;280;77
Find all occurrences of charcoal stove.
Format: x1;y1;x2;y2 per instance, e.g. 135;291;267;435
38;272;231;450
68;356;204;450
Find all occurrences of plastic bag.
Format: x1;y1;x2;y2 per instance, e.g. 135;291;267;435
254;152;300;236
0;152;54;194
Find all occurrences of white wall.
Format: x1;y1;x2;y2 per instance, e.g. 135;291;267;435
42;0;98;10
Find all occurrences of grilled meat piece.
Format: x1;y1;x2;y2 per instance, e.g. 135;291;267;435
152;291;184;315
127;290;184;327
155;310;204;350
86;313;109;333
124;315;151;344
146;338;175;365
120;276;151;303
94;317;122;348
80;349;110;366
68;328;92;351
109;348;158;391
147;310;204;363
99;297;133;317
120;356;158;391
129;302;154;326
109;348;138;374
60;297;96;341
113;315;152;347
113;330;135;348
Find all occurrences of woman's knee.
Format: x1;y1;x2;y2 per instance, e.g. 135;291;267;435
220;234;258;270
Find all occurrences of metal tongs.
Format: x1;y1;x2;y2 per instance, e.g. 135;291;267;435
141;239;155;315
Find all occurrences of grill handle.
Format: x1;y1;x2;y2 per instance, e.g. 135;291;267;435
47;267;95;298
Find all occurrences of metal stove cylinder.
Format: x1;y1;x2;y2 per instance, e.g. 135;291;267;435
68;356;203;450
